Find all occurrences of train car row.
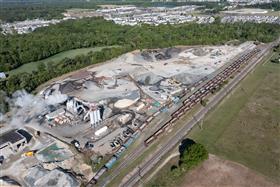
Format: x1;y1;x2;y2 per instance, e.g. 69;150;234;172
89;130;141;184
88;48;262;185
144;47;261;146
139;101;174;131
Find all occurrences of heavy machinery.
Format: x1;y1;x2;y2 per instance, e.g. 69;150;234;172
23;150;37;157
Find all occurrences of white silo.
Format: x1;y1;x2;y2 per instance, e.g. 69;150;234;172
97;109;101;122
90;111;95;126
94;110;98;126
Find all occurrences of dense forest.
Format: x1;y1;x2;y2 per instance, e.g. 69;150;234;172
1;18;280;72
1;5;62;22
0;46;130;96
0;0;98;22
0;0;278;22
0;0;224;22
0;5;64;22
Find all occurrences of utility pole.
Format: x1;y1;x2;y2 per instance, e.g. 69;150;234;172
192;115;198;123
241;87;247;96
198;120;203;129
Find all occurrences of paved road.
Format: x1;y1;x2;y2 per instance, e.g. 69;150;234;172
119;43;273;187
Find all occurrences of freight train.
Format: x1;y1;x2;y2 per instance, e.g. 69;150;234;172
88;47;261;185
144;47;261;146
88;130;140;184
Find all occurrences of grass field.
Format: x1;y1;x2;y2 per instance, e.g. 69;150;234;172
180;154;278;187
145;50;280;186
188;56;280;182
8;46;115;75
105;104;203;187
145;155;181;187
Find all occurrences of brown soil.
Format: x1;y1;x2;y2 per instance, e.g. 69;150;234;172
181;154;279;187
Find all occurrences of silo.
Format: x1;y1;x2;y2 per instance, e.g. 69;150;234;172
90;111;95;126
97;109;101;122
94;110;98;126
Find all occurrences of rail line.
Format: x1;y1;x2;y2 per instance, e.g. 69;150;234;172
87;42;274;187
121;43;273;187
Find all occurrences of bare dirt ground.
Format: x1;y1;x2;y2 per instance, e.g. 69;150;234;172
181;154;279;187
36;42;255;93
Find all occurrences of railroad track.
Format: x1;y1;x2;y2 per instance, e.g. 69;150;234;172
89;42;275;187
120;44;272;187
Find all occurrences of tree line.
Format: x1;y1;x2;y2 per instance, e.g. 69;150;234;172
148;139;208;187
271;44;280;64
0;1;228;23
1;17;280;72
0;46;131;97
0;0;98;22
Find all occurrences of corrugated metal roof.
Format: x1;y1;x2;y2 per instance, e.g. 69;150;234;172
0;130;25;146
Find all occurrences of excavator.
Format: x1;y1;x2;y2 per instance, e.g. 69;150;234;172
23;150;38;157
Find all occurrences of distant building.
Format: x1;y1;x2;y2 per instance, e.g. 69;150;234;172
0;72;6;79
0;129;32;154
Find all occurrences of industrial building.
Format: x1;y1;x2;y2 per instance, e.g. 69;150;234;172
0;129;32;155
0;41;258;186
0;40;268;186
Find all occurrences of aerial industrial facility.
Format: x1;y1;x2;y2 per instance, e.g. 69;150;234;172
0;40;271;186
0;0;279;184
37;42;256;152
